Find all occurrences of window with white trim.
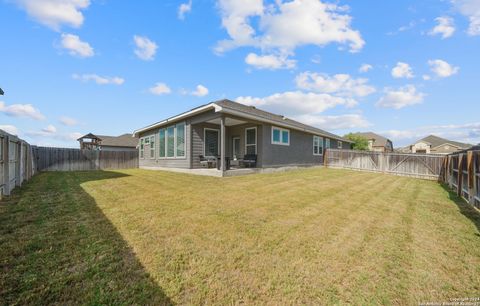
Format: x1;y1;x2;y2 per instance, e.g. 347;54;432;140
337;141;343;149
149;135;155;159
325;138;331;149
159;122;186;159
271;126;290;145
245;127;257;154
204;128;219;156
313;135;323;155
140;138;144;158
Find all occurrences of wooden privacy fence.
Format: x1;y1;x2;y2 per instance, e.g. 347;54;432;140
324;149;446;180
33;147;138;171
441;149;480;209
0;129;36;198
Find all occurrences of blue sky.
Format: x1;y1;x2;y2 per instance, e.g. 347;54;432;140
0;0;479;148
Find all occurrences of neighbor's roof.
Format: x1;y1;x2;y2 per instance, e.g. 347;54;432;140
352;132;391;147
78;133;138;148
415;134;471;149
133;99;352;143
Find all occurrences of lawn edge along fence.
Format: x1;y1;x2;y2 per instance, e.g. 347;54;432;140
1;128;138;199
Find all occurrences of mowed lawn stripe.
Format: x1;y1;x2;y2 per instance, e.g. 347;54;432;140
1;168;479;304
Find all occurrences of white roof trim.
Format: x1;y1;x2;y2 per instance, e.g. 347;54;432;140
132;103;216;136
133;102;350;143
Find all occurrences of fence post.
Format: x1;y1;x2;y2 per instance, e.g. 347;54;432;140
467;150;474;204
457;154;463;197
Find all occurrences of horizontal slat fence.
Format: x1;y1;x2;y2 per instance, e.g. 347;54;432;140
33;147;138;171
324;149;446;180
442;149;480;209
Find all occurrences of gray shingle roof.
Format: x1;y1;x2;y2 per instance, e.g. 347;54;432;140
215;99;352;143
352;132;391;147
416;134;471;149
81;133;138;148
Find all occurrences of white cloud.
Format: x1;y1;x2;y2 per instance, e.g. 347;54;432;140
149;83;171;95
295;72;376;98
293;114;371;130
72;74;124;85
0;125;19;135
215;0;364;55
429;16;455;39
178;0;192;20
133;35;158;61
60;33;94;57
359;64;373;73
14;0;90;30
42;124;57;134
59;116;78;126
376;85;425;109
67;132;83;141
382;122;480;146
451;0;480;35
391;62;414;79
428;59;459;78
245;52;296;70
191;85;209;97
237;91;356;116
0;101;46;120
422;75;431;81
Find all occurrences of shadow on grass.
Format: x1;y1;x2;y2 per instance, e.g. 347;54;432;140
0;171;173;305
440;183;480;235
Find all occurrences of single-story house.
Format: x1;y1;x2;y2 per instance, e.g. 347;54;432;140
405;135;471;154
132;99;352;174
77;133;138;151
352;132;393;152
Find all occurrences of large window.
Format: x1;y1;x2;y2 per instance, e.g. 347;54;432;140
140;138;144;158
325;138;331;149
166;126;175;158
271;126;290;145
204;128;219;156
176;122;185;157
149;135;155;159
313;135;323;155
158;122;186;159
245;127;257;155
159;129;165;158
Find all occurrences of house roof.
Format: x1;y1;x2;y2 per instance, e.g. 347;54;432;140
133;99;352;143
351;132;391;147
78;133;138;148
415;135;471;149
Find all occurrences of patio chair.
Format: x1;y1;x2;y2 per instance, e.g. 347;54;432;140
240;154;257;168
199;155;217;168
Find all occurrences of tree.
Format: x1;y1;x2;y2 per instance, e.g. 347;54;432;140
344;133;369;151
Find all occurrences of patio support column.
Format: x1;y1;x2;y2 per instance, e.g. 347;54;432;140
220;116;225;172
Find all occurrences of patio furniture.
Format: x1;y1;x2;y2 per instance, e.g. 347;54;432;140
199;155;217;168
216;157;231;170
240;154;257;168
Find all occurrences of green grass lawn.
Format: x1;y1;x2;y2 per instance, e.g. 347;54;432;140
1;168;479;305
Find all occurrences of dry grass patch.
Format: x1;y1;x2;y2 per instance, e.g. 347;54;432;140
1;168;479;304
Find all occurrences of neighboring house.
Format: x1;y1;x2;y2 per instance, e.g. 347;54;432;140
352;132;393;152
406;135;471;154
132;99;352;172
77;133;138;151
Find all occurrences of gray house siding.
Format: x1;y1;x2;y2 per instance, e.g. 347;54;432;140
260;124;350;167
138;122;191;169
